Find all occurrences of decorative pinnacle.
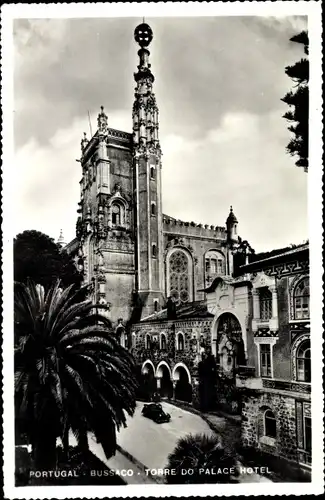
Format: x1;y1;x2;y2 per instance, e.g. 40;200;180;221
81;131;89;151
57;229;66;246
226;205;238;224
97;105;108;133
134;22;153;47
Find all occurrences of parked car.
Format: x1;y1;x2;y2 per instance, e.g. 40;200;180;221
141;403;171;423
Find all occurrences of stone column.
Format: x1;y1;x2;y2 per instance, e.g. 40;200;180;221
155;376;161;399
269;285;278;319
252;289;260;319
172;380;177;400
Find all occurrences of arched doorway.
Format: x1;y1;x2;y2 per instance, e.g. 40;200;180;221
156;362;173;399
173;364;192;403
216;313;246;375
141;361;156;401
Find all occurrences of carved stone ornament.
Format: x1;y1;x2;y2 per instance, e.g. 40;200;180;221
97;106;108;133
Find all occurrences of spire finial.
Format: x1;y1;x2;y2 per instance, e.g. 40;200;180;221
226;205;238;225
81;131;89;152
97;105;108;133
57;229;66;247
134;21;153;47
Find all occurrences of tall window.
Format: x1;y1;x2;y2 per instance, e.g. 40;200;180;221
264;409;276;438
151;203;156;216
296;402;312;465
304;416;312;455
205;250;225;286
169;250;191;304
150;166;155;179
161;333;167;350
294;277;310;319
210;258;217;274
177;333;185;351
260;287;272;321
217;258;224;275
145;334;151;350
152;244;157;257
112;203;122;226
296;340;311;382
260;344;272;377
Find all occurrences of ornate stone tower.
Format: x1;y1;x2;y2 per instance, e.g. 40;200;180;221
76;109;135;327
133;23;165;317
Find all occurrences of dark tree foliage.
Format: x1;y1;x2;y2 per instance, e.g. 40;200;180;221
282;30;309;172
14;230;82;290
166;433;238;484
15;280;138;470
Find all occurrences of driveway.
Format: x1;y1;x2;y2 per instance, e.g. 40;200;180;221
117;401;214;470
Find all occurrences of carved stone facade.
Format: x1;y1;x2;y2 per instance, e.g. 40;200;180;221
66;22;242;326
233;244;311;477
63;21;311;478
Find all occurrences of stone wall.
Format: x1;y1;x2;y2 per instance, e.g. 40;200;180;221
131;318;213;408
132;319;212;372
163;232;228;303
241;391;300;462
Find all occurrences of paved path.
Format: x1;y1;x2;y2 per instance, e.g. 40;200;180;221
117;401;214;470
66;402;273;484
67;432;155;484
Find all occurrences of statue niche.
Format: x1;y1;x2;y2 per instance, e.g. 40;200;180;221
217;313;246;376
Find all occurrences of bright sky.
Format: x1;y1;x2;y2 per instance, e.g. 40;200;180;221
13;15;308;252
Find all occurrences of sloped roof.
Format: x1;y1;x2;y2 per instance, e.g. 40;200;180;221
241;243;309;270
140;300;214;323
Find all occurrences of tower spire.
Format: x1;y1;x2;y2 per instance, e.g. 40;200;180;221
132;21;164;316
133;21;160;155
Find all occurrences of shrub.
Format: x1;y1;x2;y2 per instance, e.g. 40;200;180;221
165;433;238;484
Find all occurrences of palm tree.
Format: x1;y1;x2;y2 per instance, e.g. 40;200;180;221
165;433;237;484
14;280;138;470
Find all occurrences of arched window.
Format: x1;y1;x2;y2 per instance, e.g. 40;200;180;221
264;409;276;438
205;250;225;285
145;334;151;350
177;333;185;351
150;166;155;179
116;321;127;348
111;202;124;226
161;333;167;350
168;250;192;304
154;300;159;312
152;244;157;257
260;287;272;321
296;340;311;382
294;277;310;319
151;203;156;216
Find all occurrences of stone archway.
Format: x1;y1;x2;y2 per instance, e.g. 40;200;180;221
156;362;173;399
141;360;156;400
173;363;192;403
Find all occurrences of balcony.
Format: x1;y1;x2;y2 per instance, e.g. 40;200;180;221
235;366;263;390
252;317;279;333
262;378;311;395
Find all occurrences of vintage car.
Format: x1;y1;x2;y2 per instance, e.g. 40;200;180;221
141;403;171;423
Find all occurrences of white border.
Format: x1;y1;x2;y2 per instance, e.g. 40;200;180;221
1;1;323;498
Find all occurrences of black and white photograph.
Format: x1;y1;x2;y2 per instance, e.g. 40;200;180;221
2;2;323;498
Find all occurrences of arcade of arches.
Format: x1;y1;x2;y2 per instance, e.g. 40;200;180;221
141;361;192;403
